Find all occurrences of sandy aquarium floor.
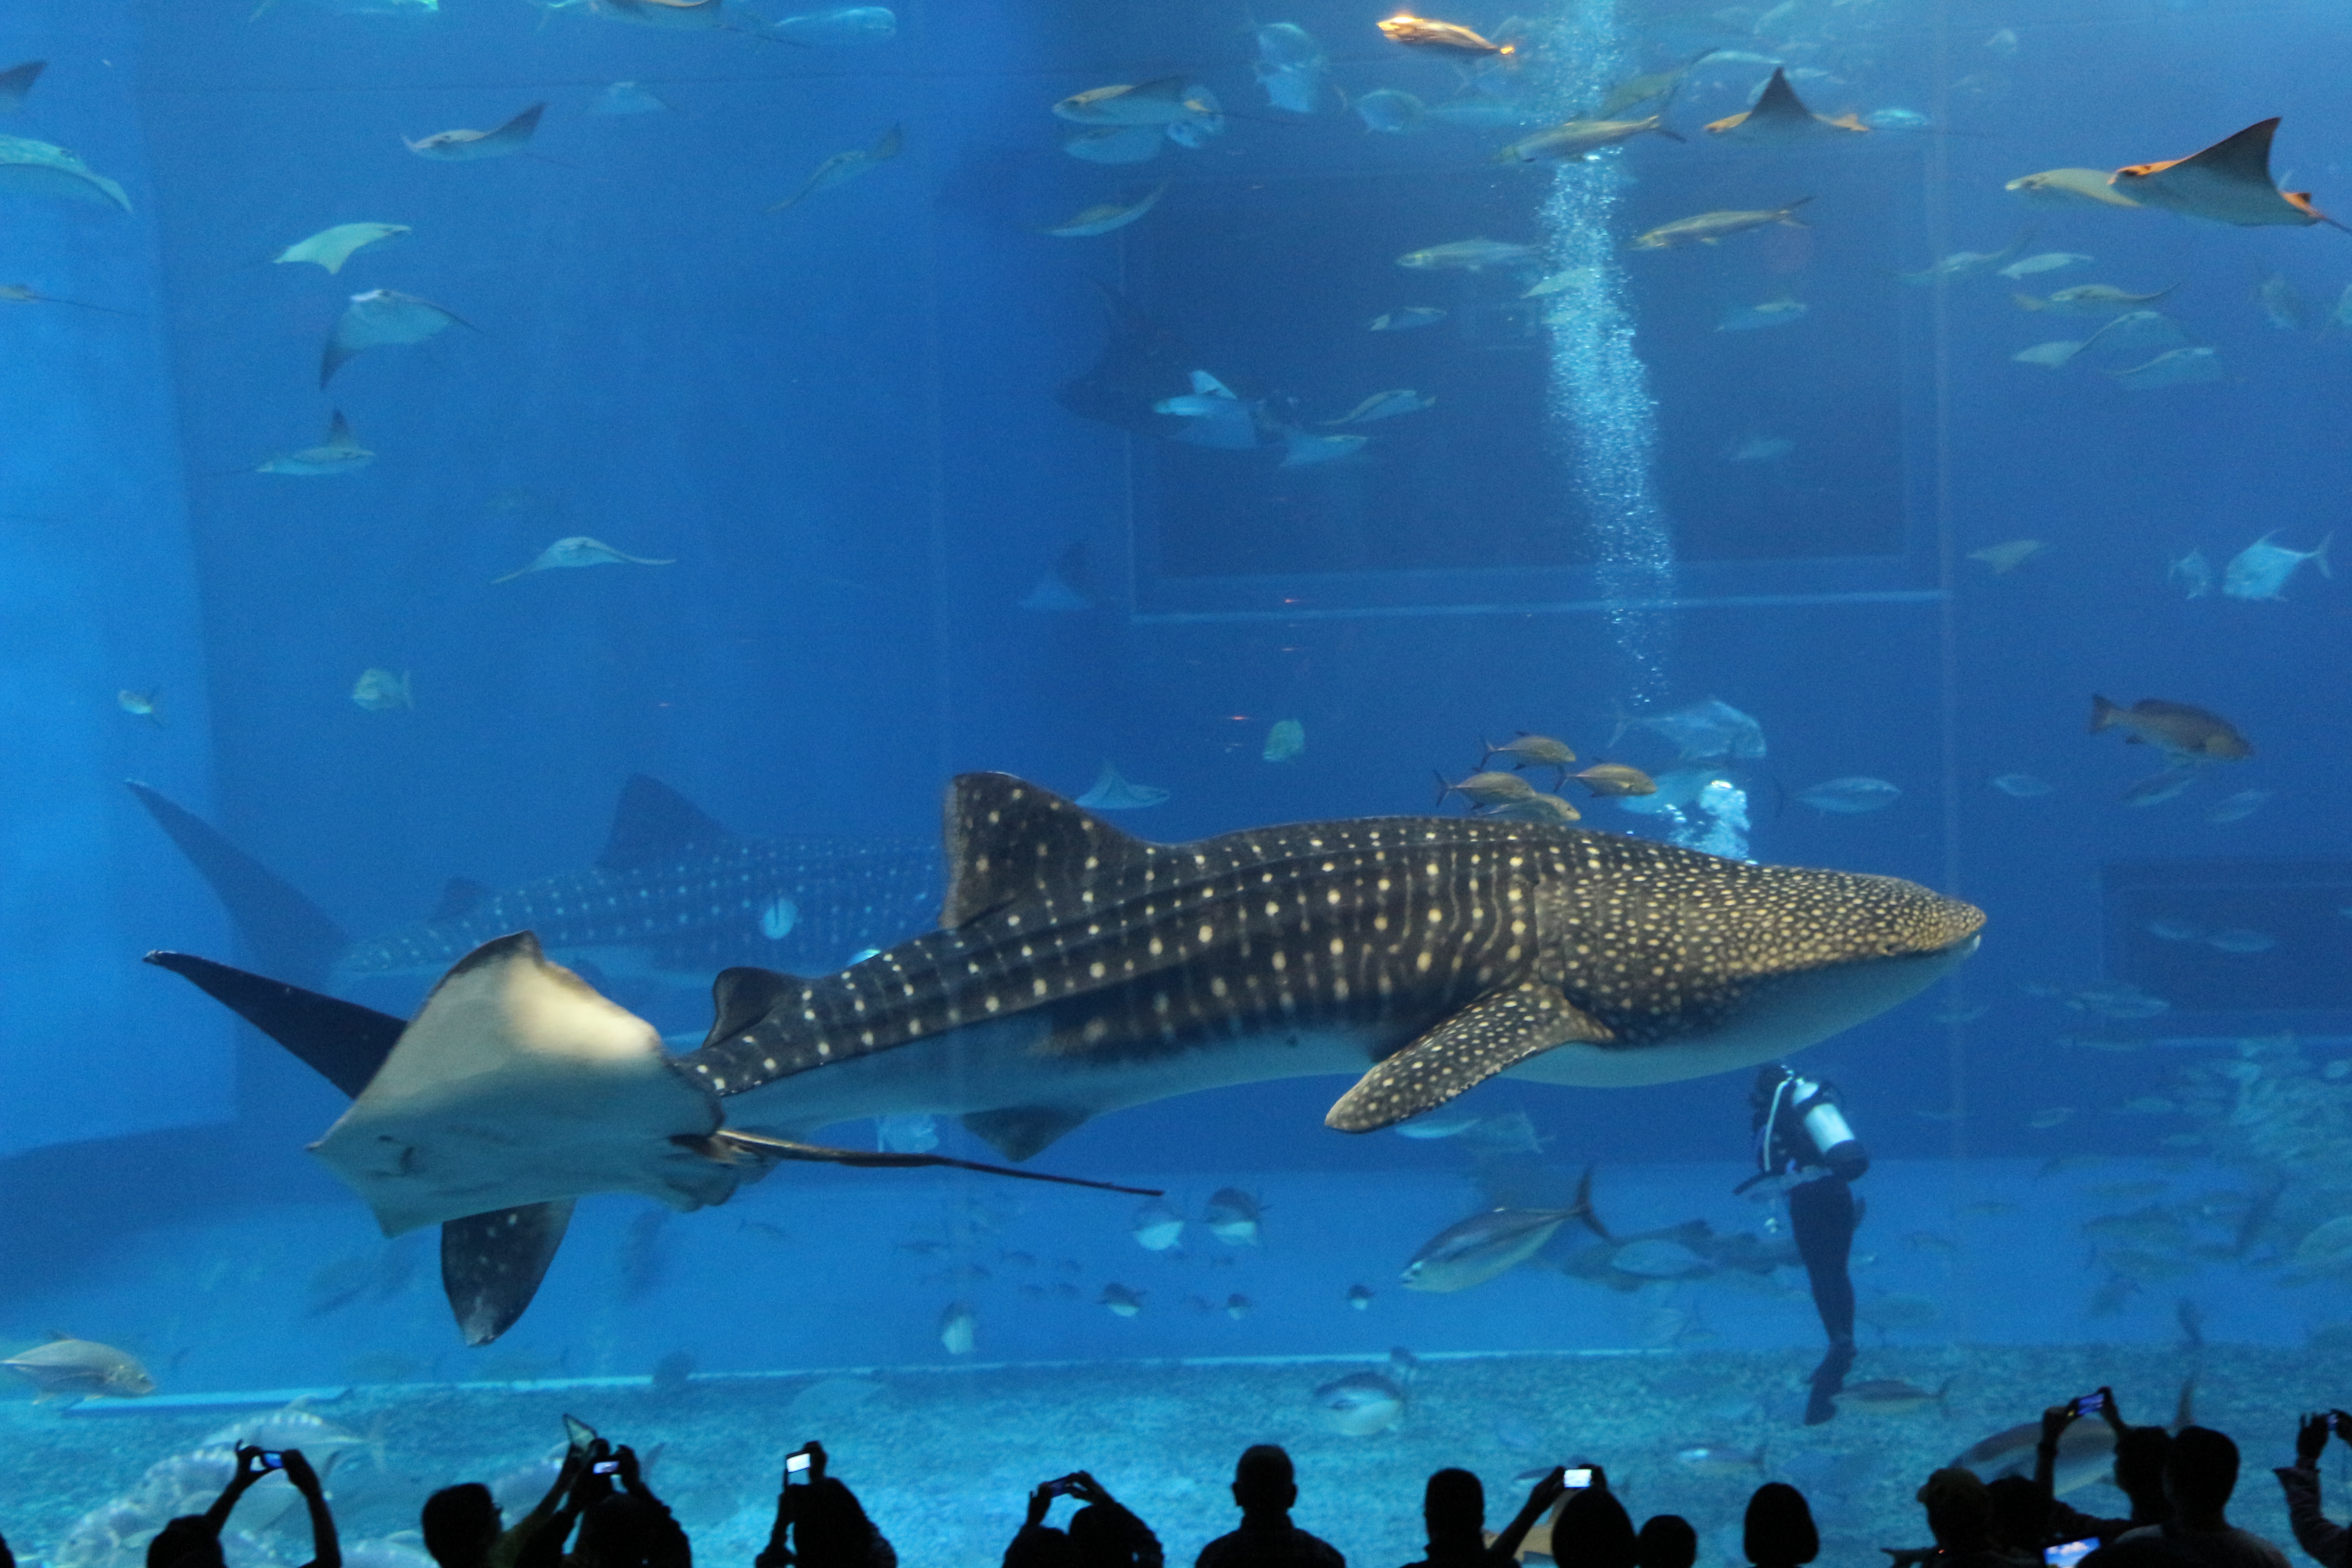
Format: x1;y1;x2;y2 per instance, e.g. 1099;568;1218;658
4;1346;2346;1568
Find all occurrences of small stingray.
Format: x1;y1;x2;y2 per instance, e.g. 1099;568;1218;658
588;82;669;116
275;222;409;275
322;289;475;387
0;282;140;316
1705;67;1867;141
0;134;130;211
2108;346;2225;390
767;124;902;212
258;411;374;476
493;535;676;583
2112;119;2344;230
406;103;545;161
1074;762;1170;810
0;61;46;114
1044;182;1166;237
591;0;729;27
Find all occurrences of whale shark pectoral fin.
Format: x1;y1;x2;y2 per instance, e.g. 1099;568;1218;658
309;931;737;1236
441;1200;575;1347
143;950;402;1098
962;1104;1092;1160
941;772;1153;929
1325;983;1613;1132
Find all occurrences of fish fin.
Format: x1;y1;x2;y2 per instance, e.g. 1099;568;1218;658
2133;118;2281;194
127;782;351;985
1747;67;1813;126
1574;1162;1611;1240
1325;983;1614;1132
492;102;547;146
2089;695;2121;733
1656;126;1687;142
961;1105;1093;1160
442;1200;576;1346
432;877;495;922
2317;532;2334;578
703;966;801;1048
940;771;1152;930
143;951;402;1098
598;775;738;871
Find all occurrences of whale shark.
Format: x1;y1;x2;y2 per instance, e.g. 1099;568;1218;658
128;775;941;992
150;772;1983;1341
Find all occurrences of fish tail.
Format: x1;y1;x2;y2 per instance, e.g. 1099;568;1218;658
1574;1162;1611;1240
2088;695;2120;734
2317;533;2334;578
1434;770;1454;807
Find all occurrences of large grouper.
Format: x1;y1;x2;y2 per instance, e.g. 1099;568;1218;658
151;772;1983;1341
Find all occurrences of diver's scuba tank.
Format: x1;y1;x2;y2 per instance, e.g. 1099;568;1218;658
1743;1063;1870;1186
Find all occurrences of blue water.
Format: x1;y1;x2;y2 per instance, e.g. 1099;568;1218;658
6;0;2352;1561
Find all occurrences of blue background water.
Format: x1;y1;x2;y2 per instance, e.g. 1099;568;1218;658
6;0;2352;1516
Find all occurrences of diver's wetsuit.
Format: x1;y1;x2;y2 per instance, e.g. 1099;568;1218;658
1741;1066;1868;1426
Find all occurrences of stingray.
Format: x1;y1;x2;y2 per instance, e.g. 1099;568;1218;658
1043;182;1166;237
1704;67;1868;141
258;411;375;476
275;222;410;275
0;282;140;316
2112;119;2345;229
406;103;545;161
0;61;46;114
493;536;676;583
766;123;902;212
321;289;475;387
1073;761;1170;810
0;134;131;211
147;939;1160;1341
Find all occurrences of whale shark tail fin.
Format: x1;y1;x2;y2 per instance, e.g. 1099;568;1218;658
128;783;349;986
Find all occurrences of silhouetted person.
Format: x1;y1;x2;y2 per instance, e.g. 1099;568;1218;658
2110;1427;2288;1568
1401;1467;1566;1568
758;1444;894;1568
1197;1446;1343;1568
3;1528;16;1568
1637;1517;1697;1568
573;1449;688;1568
424;1485;505;1568
1990;1478;2053;1559
1912;1467;2024;1568
1550;1485;1637;1568
2039;1390;2173;1548
1739;1065;1868;1424
1008;1474;1160;1568
2274;1412;2352;1568
152;1448;340;1568
1746;1485;1818;1568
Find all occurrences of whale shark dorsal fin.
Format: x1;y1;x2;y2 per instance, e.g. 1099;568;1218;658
442;1200;575;1347
598;775;737;870
433;877;494;922
941;772;1152;930
963;1105;1092;1160
1325;982;1614;1132
706;966;800;1048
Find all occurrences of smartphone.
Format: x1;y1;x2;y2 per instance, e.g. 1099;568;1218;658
1562;1468;1593;1490
2329;1412;2347;1434
2070;1392;2107;1418
563;1415;598;1449
258;1452;286;1471
592;1460;621;1475
1041;1478;1077;1499
785;1451;813;1486
2046;1540;2096;1568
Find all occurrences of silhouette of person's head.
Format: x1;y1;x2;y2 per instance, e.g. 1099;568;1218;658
1232;1446;1298;1521
1744;1484;1818;1568
1009;1525;1074;1568
422;1484;503;1568
575;1494;662;1568
1069;1502;1146;1568
2166;1427;2240;1520
796;1478;882;1568
1422;1469;1486;1554
2;1528;15;1568
2114;1427;2174;1514
1918;1469;1992;1553
1638;1515;1699;1568
147;1519;225;1568
1986;1475;2049;1555
1554;1486;1637;1568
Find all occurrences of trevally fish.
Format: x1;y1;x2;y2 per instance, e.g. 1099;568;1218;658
1352;88;1424;133
1632;200;1810;250
761;6;895;44
2223;531;2330;600
1405;1172;1606;1292
1495;113;1681;164
1797;777;1901;814
1614;697;1767;760
160;773;1984;1340
128;774;944;991
1719;297;1807;331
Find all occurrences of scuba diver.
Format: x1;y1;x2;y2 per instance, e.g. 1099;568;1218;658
1736;1063;1869;1426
